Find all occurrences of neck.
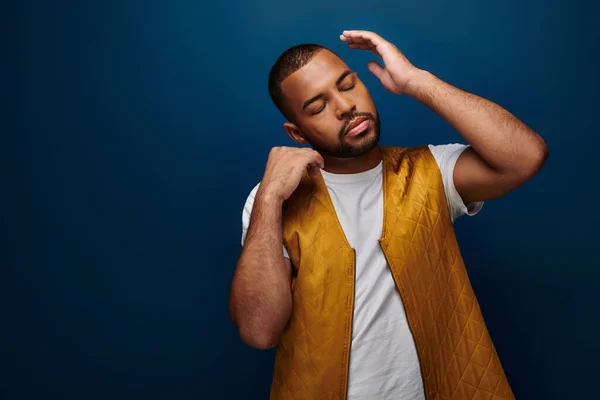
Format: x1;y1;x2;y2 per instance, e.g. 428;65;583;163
322;146;383;174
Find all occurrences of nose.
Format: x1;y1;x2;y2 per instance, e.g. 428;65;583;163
335;94;356;120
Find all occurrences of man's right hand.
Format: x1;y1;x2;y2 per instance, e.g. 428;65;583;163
231;147;319;349
259;147;325;202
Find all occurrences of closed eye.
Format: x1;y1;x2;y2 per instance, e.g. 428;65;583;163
312;82;356;114
313;103;326;114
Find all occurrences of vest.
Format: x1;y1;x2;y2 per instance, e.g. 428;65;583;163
271;145;515;400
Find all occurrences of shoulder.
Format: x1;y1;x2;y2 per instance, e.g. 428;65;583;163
381;145;454;172
427;143;470;168
380;144;432;164
426;143;484;221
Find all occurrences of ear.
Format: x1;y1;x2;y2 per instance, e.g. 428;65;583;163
283;122;309;145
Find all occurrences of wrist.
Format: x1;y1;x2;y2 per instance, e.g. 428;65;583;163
256;186;284;207
403;69;435;99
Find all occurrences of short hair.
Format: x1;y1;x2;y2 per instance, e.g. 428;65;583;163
268;44;342;121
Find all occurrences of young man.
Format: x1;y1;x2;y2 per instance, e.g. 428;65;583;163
230;30;548;400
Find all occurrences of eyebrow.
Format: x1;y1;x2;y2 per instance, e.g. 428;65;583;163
302;70;354;110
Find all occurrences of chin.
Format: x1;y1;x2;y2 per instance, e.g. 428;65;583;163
341;136;380;158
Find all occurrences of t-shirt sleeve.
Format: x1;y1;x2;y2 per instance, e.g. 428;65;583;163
241;182;290;259
428;143;484;222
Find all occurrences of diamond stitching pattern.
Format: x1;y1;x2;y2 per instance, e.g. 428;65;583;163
270;146;514;400
381;147;514;400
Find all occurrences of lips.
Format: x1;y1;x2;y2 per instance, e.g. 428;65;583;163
344;117;370;136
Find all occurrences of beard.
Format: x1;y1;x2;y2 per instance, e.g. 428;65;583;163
305;109;381;159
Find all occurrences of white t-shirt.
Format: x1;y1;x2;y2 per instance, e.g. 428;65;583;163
240;144;483;400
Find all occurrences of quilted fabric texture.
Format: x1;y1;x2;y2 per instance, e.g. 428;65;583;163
274;167;356;400
379;147;514;400
272;146;514;400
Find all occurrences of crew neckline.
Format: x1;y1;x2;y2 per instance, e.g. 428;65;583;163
319;160;383;184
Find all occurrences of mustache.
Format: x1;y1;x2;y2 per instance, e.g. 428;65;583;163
339;112;378;137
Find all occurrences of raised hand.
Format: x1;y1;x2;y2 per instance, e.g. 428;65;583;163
340;30;421;95
259;147;325;202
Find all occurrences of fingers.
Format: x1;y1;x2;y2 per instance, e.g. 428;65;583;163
269;147;324;173
307;164;320;178
306;150;325;169
340;33;374;48
367;61;385;79
341;30;386;46
287;148;323;167
340;30;397;59
301;150;324;179
347;42;372;51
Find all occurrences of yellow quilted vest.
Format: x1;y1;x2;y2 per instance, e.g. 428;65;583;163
271;145;514;400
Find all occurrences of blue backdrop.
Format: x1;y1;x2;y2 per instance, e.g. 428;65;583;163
3;1;598;399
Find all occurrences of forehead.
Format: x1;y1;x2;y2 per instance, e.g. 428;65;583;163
280;50;351;103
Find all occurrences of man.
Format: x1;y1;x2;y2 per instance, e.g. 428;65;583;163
229;30;548;400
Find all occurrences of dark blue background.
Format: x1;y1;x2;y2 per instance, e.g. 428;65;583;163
3;1;598;398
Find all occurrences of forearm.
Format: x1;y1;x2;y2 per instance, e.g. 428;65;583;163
405;70;548;176
229;188;291;349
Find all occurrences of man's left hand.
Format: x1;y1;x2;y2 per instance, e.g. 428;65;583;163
340;30;421;95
